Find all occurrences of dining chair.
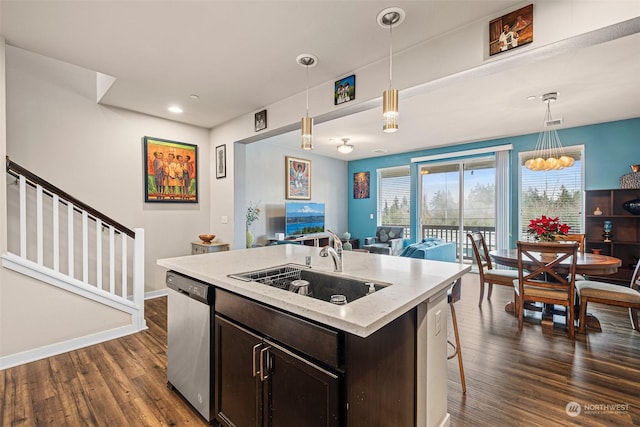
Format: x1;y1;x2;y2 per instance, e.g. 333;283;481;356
447;278;466;394
467;232;519;306
577;260;640;332
513;240;579;339
555;233;586;281
556;233;585;253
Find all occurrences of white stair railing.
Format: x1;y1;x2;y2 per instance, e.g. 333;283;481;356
5;158;146;330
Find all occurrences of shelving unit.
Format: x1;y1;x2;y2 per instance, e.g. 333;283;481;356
585;189;640;284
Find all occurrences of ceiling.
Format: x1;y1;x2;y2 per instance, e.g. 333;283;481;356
2;1;639;160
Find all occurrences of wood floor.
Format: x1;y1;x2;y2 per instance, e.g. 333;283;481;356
2;273;639;426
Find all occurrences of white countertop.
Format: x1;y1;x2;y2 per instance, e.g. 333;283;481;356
157;245;470;337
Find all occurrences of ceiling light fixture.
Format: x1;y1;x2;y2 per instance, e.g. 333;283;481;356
377;7;405;133
337;138;354;154
525;92;575;171
297;54;318;151
168;105;183;113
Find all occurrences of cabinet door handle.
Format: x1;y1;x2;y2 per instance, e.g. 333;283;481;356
259;346;271;382
252;343;262;377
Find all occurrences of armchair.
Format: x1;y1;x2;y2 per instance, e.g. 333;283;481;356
362;226;405;255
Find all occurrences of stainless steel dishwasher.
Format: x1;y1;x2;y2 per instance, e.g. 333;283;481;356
166;271;214;422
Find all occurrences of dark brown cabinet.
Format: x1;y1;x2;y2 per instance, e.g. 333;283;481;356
213;289;416;427
585;189;640;284
214;311;339;427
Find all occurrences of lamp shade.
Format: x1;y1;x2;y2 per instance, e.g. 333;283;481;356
383;88;399;133
301;116;313;150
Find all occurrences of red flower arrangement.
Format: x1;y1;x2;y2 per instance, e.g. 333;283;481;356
527;215;571;242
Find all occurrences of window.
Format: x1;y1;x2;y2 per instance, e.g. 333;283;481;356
378;166;411;239
519;145;584;239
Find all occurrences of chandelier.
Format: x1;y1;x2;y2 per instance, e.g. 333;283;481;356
525;92;575;171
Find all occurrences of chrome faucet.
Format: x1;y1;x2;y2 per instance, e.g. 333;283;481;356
320;230;343;272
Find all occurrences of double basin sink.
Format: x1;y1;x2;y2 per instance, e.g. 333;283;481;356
229;264;391;305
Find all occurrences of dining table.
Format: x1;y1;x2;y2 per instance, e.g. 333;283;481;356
489;249;622;331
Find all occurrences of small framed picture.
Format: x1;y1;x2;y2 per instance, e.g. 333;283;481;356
489;4;533;56
353;171;370;199
215;144;226;179
255;109;267;132
143;136;198;203
286;156;311;200
334;74;356;105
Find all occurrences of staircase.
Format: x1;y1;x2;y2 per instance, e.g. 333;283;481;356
2;157;146;368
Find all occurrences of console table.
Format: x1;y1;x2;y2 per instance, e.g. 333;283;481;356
268;234;331;247
191;241;230;255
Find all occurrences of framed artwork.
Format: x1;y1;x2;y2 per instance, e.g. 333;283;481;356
143;136;198;203
255;109;267;132
353;171;370;199
489;4;533;56
334;74;356;105
286;156;311;200
216;144;226;179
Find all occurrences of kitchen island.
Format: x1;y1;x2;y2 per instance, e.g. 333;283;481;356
158;244;470;427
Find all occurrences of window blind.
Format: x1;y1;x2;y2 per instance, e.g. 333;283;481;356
378;166;411;239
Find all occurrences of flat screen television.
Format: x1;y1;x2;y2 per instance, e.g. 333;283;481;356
285;202;325;237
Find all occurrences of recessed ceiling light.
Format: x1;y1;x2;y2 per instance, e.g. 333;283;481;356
189;94;200;100
168;105;183;113
372;148;388;153
526;95;537;101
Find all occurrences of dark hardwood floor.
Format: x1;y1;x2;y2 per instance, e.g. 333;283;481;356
1;273;639;426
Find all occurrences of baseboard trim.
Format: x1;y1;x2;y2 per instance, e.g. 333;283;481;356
145;288;167;300
0;324;141;371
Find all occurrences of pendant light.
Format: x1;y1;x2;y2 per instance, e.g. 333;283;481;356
377;7;405;133
337;138;354;154
525;92;575;171
297;54;318;150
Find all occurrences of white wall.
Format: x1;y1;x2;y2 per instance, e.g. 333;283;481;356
242;140;348;246
5;46;211;293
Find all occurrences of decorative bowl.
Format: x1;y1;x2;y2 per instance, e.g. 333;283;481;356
198;234;216;244
622;198;640;215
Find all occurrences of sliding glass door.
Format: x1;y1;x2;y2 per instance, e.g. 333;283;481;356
419;158;496;262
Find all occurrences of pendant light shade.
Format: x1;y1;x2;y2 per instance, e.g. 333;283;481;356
383;88;399;133
297;54;318;151
525;92;575;171
377;7;404;133
301;116;313;151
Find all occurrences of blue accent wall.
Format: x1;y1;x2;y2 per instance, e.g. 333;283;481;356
347;117;640;246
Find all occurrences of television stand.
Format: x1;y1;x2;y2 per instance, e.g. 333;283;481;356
269;233;331;247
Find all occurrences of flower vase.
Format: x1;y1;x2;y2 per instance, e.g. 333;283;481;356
246;227;254;248
343;241;353;251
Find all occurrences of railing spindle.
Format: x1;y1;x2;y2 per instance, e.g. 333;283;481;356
68;202;74;278
109;226;115;295
96;219;102;290
36;184;43;265
121;233;128;299
19;175;27;258
53;194;60;272
82;211;89;283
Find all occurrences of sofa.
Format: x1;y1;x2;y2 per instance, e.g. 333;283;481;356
399;237;456;262
362;226;405;255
